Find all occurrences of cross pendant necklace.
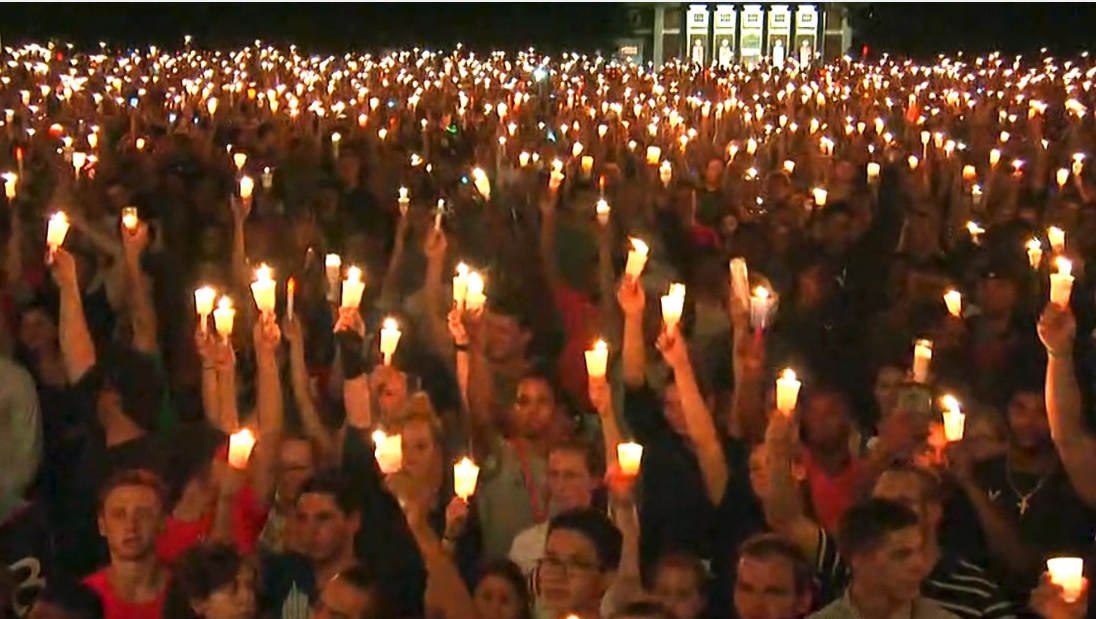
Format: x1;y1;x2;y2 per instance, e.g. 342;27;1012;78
1017;495;1031;516
1005;453;1052;520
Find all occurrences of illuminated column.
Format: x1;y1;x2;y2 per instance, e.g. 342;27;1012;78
740;4;764;67
687;4;711;66
714;5;737;66
653;5;665;66
794;5;819;65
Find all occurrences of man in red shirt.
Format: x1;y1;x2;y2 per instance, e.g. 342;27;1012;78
83;470;169;619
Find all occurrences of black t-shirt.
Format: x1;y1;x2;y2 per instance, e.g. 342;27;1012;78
623;384;764;576
260;552;316;619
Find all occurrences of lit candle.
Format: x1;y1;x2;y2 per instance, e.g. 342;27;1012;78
261;167;273;190
1048;226;1066;254
776;369;802;414
617;442;644;476
518;152;530;167
661;283;685;333
941;395;965;442
812;187;828;207
1050;257;1074;307
549;161;565;191
645;146;661;165
286;277;296;322
1057;168;1070;188
46;212;70;252
585;339;609;381
453;457;481;500
341;266;366;310
598;124;608;139
398;187;410;215
1047;557;1085;603
596;199;610;226
912;339;933;384
239;176;255;201
783;160;796;174
907;155;919;171
379;318;402;366
2;173;15;201
120;206;139;231
750;286;772;330
206;97;218;116
453;263;469;309
624;238;649;281
962;165;977;181
659;160;673;186
434;199;445;230
580;156;594;176
1027;239;1043;269
867;162;880;182
71;151;86;179
465;272;487;312
572;142;584;158
135;137;146;151
213;296;236;342
472;168;491;200
373;431;403;474
331;132;341;160
989;149;1001;168
227;429;257;470
325;254;342;302
250;264;276;315
233;152;247;172
943;289;962;318
194;286;216;333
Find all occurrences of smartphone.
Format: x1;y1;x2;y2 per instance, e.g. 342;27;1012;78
128;97;138;108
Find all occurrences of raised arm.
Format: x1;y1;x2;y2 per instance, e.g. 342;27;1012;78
379;212;411;307
284;317;335;458
195;328;224;430
1038;304;1096;505
335;307;372;434
618;279;647;388
250;316;284;504
589;378;623;476
763;409;822;560
52;249;96;383
463;308;501;461
120;222;158;354
656;328;728;505
538;180;562;289
422;229;454;358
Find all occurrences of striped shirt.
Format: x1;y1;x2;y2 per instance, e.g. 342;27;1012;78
812;527;1017;619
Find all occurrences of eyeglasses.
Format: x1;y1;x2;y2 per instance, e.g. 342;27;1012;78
537;555;599;577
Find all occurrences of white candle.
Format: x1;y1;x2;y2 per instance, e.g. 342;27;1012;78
341;266;366;310
1027;239;1043;269
661;284;685;332
379;318;402;366
580;156;594;176
453;457;481;500
624;238;649;281
207;97;218;116
941;395;965;442
452;262;470;309
286;278;296;323
1048;226;1066;254
71;151;86;179
596;199;610;226
121;206;139;231
465;271;487;312
233;152;247;172
373;431;403;474
783;160;796;174
750;286;772;330
912;339;933;384
908;155;919;171
962;165;977;182
659;160;673;186
943;289;962;318
228;429;257;470
239;175;254;201
46;212;70;251
261;167;273;190
1047;557;1085;603
2;173;16;201
617;442;644;476
585;339;609;381
645;146;661;165
398;186;410;215
812;187;828;207
434;199;445;230
250;264;277;315
572;142;584;158
867;162;880;182
1057;168;1070;188
518;152;530;167
1050;257;1074;307
325;254;342;302
989;149;1001;167
135;138;146;151
213;296;235;342
331;132;341;160
776;369;802;414
472;167;491;200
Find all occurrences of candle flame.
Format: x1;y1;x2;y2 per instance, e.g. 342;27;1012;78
347;266;363;282
781;368;797;382
1057;256;1073;277
383;317;399;331
217;296;233;311
630;238;649;255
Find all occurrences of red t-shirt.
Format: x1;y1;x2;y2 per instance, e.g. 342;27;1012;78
803;450;865;533
83;569;167;619
553;285;599;411
155;484;269;564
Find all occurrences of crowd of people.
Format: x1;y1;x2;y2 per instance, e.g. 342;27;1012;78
0;39;1093;619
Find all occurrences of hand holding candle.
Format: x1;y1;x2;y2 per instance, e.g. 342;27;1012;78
617;442;643;476
776;369;802;414
239;175;254;201
585;339;609;382
912;339;933;384
379;318;402;366
228;429;257;470
1047;558;1086;603
624;238;649;282
943;289;962;318
250;264;276;315
342;266;366;309
661;283;686;333
213;296;236;342
453;457;481;500
47;212;70;253
121;206;139;231
373;430;403;474
465;271;487;312
941;395;965;442
1050;257;1074;307
194;286;216;333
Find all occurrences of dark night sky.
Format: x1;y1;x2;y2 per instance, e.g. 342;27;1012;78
0;3;1093;58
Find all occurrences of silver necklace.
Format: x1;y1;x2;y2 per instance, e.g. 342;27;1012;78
1004;453;1053;517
